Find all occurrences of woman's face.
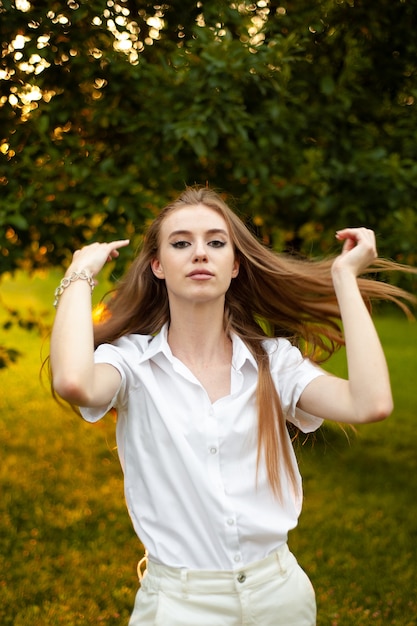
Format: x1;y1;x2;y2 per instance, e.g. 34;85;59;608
151;204;239;306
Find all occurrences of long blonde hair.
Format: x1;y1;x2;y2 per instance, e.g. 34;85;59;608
94;186;416;496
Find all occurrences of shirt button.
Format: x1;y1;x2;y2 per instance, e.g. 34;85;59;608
227;518;235;526
234;555;241;563
237;572;246;583
209;447;217;455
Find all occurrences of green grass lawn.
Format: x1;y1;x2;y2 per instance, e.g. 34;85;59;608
1;272;416;625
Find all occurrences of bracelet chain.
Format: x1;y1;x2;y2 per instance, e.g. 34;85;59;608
53;270;95;308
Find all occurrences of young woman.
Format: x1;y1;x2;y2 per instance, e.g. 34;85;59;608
50;186;415;625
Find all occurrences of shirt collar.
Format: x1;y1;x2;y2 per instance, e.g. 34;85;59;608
138;322;257;372
137;323;172;364
231;333;257;371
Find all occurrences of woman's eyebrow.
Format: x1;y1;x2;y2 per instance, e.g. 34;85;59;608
168;228;229;238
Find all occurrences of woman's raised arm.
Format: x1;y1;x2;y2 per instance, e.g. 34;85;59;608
50;240;129;407
298;228;394;424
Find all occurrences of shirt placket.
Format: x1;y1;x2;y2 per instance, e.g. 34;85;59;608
206;401;243;567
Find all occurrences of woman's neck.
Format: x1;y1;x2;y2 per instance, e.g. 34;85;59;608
167;306;233;403
167;304;231;367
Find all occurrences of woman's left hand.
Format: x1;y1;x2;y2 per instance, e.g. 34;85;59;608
332;227;377;277
299;226;393;425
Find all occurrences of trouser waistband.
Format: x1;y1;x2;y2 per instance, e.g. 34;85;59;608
141;544;293;595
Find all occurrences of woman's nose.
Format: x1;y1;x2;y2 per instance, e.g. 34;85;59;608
193;242;208;262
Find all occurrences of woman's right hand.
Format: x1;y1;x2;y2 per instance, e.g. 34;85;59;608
51;239;129;405
67;239;130;278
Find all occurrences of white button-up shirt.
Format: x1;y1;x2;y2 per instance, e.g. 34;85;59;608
80;324;324;570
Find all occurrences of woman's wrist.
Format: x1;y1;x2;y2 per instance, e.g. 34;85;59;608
64;262;96;278
331;262;357;284
53;269;95;308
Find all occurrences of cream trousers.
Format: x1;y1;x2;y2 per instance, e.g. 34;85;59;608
128;544;316;626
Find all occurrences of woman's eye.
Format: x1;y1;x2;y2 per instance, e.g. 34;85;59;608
171;241;190;249
208;240;226;248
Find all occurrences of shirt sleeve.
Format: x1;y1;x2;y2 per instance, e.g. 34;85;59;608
266;338;326;433
78;342;128;423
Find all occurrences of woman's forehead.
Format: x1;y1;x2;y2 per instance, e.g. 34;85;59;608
160;204;229;234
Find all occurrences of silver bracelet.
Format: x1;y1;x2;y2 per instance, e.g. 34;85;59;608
53;270;95;308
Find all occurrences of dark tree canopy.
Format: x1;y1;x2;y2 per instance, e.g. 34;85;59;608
1;0;417;274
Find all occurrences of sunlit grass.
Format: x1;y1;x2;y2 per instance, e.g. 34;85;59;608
1;271;139;625
292;313;417;625
1;272;416;625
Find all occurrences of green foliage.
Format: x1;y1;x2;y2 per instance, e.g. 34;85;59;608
1;0;417;275
1;272;417;625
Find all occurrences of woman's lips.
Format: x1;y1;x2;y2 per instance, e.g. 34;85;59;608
187;270;214;279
